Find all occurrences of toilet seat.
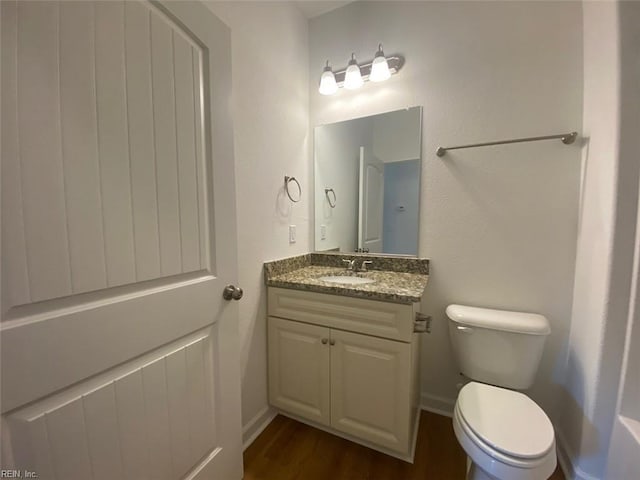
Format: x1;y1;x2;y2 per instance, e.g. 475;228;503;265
457;382;555;461
455;405;551;469
452;382;557;480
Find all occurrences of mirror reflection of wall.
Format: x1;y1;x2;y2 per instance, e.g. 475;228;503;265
314;107;422;256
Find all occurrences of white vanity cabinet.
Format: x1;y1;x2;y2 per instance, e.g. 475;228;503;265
268;316;331;426
267;287;421;461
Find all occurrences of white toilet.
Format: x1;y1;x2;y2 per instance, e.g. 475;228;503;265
446;304;557;480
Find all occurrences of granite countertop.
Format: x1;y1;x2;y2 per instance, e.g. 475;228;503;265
264;253;429;304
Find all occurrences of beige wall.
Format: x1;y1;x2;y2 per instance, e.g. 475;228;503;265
203;1;310;444
310;0;583;421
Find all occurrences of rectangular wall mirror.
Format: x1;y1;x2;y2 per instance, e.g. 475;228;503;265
314;107;422;256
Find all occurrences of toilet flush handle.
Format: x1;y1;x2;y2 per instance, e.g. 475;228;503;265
456;326;473;334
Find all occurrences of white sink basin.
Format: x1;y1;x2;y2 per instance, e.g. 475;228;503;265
318;275;376;285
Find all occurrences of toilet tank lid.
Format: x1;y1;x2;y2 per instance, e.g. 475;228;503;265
446;304;550;335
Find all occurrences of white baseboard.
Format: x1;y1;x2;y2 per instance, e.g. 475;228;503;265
555;429;575;480
555;428;601;480
420;392;455;418
242;405;277;450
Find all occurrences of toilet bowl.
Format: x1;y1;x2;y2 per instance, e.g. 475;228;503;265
446;304;557;480
452;382;557;480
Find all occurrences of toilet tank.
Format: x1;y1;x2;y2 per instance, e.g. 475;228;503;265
446;304;551;390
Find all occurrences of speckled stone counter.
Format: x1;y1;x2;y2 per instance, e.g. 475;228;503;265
264;253;429;304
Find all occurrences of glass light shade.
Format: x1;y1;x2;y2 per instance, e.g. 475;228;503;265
344;60;363;90
370;55;391;82
318;68;338;95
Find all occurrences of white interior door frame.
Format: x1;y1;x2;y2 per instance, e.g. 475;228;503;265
358;145;384;253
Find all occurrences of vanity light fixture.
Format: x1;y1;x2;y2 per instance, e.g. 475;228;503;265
318;61;338;95
344;54;364;90
369;44;391;82
318;44;403;95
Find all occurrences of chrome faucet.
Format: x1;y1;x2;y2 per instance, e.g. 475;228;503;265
359;260;373;272
342;258;356;272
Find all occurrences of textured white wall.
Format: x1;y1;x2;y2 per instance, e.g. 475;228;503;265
557;3;619;474
310;0;582;422
203;1;310;441
561;2;640;478
615;0;640;427
558;4;619;475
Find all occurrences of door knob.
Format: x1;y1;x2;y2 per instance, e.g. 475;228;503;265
223;285;243;301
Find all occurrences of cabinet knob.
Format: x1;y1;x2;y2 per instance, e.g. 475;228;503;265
329;339;336;346
321;338;328;344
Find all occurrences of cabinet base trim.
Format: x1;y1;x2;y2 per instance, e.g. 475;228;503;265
275;409;420;464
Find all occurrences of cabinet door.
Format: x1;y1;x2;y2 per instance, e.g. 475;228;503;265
330;329;412;452
268;317;331;426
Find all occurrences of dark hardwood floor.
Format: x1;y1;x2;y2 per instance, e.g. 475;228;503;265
243;412;565;480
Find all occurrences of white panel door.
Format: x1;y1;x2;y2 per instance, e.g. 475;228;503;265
1;1;243;479
268;317;331;426
358;146;384;253
330;329;411;453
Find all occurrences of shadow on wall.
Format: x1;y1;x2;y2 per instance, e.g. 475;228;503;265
240;273;270;428
277;182;296;222
556;350;600;475
419;266;467;409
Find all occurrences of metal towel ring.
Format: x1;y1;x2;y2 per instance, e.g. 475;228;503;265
325;188;337;208
284;176;301;203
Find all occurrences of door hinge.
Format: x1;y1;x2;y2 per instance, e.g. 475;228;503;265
414;313;431;333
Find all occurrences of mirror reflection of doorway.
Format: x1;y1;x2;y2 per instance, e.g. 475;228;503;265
314;107;422;256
